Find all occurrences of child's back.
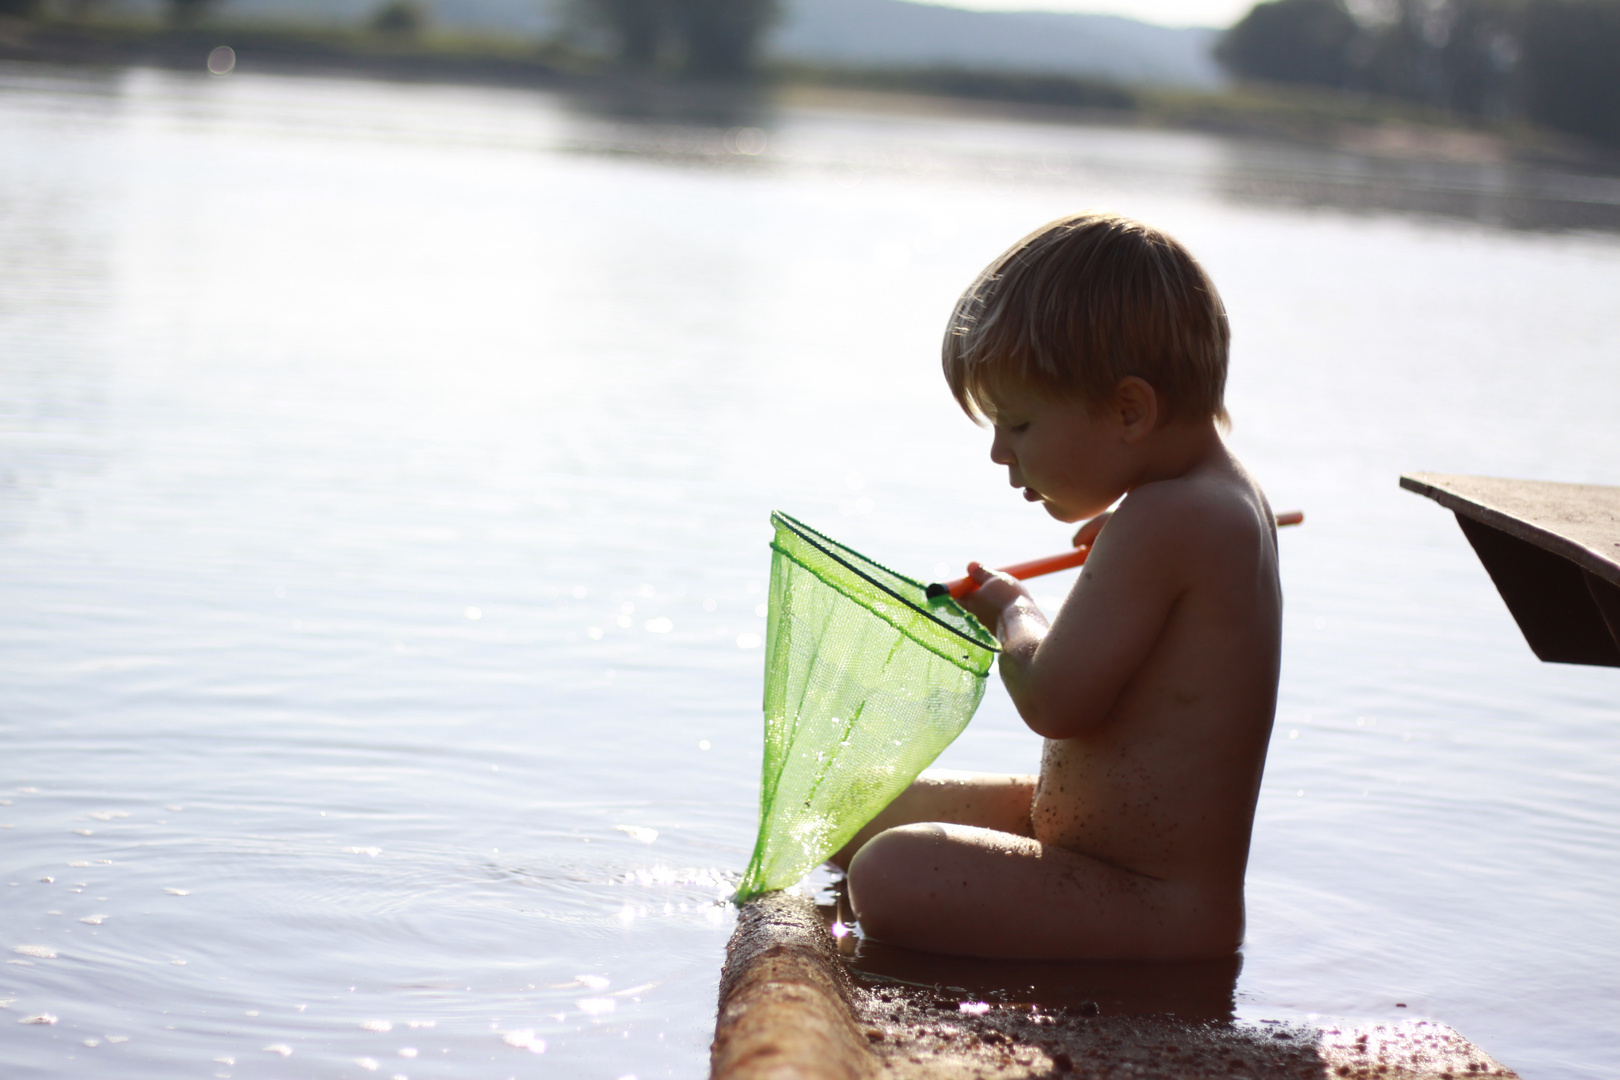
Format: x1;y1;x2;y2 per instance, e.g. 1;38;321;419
831;213;1282;960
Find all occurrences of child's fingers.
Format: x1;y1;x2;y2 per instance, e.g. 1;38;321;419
967;564;1026;595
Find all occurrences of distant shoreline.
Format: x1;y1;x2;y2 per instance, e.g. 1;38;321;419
2;15;1612;175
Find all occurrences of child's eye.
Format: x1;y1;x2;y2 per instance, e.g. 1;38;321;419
1006;422;1030;434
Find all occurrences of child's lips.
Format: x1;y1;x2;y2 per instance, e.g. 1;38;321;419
1022;487;1043;502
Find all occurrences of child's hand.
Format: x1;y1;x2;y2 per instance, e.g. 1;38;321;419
1071;510;1112;549
958;561;1038;638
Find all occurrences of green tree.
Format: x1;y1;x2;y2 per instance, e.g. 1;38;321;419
571;0;777;76
597;0;668;69
371;0;428;38
1520;0;1620;143
1218;0;1525;119
1434;0;1522;118
673;0;778;77
1217;0;1361;87
1353;0;1521;112
1221;0;1620;143
168;0;218;25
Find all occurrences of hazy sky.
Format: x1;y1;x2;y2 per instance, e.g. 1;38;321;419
934;0;1251;29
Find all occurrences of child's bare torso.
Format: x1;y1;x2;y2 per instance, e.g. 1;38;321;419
1035;460;1281;903
1036;514;1278;877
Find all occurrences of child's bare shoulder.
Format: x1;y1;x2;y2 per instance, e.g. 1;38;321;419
1106;465;1273;580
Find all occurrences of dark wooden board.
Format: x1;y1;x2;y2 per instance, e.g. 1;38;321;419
1401;473;1620;667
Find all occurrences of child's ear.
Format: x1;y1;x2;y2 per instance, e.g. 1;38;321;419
1113;377;1158;442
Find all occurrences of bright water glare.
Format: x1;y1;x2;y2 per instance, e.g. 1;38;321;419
2;62;1618;1079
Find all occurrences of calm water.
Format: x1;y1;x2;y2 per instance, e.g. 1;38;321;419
2;61;1618;1079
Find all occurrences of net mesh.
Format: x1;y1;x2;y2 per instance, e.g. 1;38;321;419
734;512;998;902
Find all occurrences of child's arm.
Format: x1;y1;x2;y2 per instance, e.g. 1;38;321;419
959;486;1214;740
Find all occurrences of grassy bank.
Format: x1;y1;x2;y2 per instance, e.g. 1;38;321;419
0;13;584;88
0;13;1609;170
773;64;1605;169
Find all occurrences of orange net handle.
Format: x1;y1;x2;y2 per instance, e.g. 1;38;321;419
936;510;1304;600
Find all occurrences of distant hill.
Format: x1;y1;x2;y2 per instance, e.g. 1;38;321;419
97;0;1224;89
770;0;1224;89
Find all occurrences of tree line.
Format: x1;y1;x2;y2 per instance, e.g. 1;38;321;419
0;0;221;22
0;0;780;78
564;0;777;77
1218;0;1620;146
6;0;1614;144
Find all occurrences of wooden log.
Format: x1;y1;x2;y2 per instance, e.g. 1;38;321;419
712;892;879;1080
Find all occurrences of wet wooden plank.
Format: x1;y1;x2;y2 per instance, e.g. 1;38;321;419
1401;473;1620;666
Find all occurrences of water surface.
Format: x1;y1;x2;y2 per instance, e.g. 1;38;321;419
2;62;1618;1079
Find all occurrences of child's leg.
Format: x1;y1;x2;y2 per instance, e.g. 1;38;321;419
827;770;1034;871
846;823;1240;960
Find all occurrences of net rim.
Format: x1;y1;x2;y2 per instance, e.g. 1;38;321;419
770;510;1000;657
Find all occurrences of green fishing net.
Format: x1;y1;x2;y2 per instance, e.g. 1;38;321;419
734;511;999;903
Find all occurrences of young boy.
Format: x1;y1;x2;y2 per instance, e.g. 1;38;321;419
832;212;1282;961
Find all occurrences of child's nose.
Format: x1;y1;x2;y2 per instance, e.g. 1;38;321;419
989;431;1016;466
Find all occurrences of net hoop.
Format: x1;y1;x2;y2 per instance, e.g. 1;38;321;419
770;511;999;667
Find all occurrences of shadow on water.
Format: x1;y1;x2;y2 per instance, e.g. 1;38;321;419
561;76;773;131
1217;140;1620;234
815;893;1241;1023
0;59;128;104
847;937;1243;1022
799;891;1506;1077
796;892;1383;1080
553;80;778;169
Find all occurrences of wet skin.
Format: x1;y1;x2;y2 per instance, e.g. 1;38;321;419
833;379;1282;960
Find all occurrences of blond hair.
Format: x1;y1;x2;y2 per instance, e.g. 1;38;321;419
943;212;1230;427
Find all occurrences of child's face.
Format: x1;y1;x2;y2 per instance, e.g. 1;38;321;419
983;386;1132;524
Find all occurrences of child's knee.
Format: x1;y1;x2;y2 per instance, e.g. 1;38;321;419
846;824;945;915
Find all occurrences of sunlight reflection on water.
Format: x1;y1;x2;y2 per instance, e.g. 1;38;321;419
1;61;1618;1079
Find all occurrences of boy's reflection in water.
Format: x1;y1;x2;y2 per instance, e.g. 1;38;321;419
818;890;1241;1024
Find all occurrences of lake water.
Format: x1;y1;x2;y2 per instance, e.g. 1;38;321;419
2;60;1618;1080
